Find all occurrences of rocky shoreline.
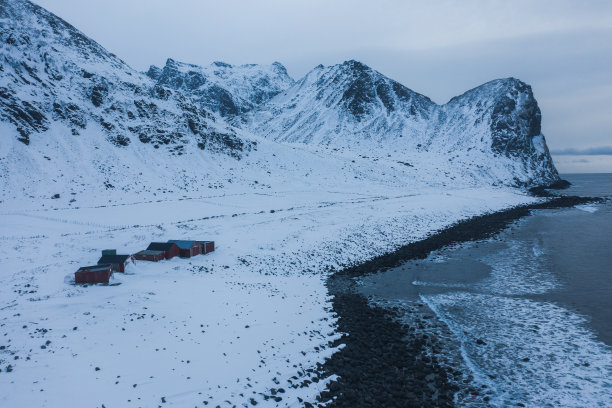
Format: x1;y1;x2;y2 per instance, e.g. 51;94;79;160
315;193;601;407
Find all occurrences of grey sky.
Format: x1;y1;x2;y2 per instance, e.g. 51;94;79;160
35;0;612;173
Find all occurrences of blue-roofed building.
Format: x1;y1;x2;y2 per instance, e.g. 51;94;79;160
167;240;201;258
146;242;180;259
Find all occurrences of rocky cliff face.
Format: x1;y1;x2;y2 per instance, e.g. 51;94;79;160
432;78;559;186
0;0;248;156
146;59;294;117
244;61;559;186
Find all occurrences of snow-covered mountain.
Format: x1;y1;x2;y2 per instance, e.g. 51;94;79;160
244;60;435;144
244;60;559;186
0;0;561;200
432;77;559;186
146;59;294;117
0;0;248;155
0;4;586;407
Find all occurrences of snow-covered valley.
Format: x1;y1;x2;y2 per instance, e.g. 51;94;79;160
0;0;580;406
0;173;535;407
0;121;539;407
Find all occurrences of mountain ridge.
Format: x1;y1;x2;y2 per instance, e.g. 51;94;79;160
0;0;249;155
243;61;559;186
146;58;294;117
0;0;560;190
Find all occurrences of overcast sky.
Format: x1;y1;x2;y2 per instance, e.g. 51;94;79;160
36;0;612;173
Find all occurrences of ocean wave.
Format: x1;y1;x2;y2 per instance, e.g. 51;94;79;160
423;292;612;408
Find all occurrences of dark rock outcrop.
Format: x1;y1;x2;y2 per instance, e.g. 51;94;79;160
0;0;249;155
146;58;294;117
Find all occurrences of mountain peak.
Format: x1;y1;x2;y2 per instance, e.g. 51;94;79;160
271;61;289;75
246;60;436;143
0;0;246;153
245;62;558;186
495;76;523;86
212;61;233;68
146;65;162;80
340;59;371;72
0;0;560;188
484;77;532;94
146;58;294;116
446;77;533;106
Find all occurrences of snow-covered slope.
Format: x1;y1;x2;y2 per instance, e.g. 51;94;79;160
0;0;560;191
245;60;560;186
244;60;434;145
0;2;469;209
0;0;248;154
430;78;559;186
147;59;294;117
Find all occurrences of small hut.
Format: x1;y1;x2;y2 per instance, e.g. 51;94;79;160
167;240;201;258
196;241;215;254
146;242;180;259
97;254;132;273
75;264;113;284
134;250;165;262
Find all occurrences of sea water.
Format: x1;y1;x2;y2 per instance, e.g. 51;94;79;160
359;173;612;407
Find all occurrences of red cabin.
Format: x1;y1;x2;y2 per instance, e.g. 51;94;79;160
134;250;165;262
197;241;215;254
146;242;180;259
75;264;113;284
97;254;132;273
167;240;201;258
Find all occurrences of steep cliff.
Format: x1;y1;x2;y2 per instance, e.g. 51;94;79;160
244;61;559;186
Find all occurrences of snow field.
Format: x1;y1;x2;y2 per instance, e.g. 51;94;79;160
0;182;535;407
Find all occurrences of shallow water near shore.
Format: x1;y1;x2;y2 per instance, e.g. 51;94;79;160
358;173;612;407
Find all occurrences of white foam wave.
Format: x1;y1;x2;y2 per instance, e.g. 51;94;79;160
423;292;612;408
575;204;599;213
412;280;468;288
477;240;559;295
532;245;545;258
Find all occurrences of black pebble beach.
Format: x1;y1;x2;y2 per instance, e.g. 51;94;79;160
316;193;600;407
